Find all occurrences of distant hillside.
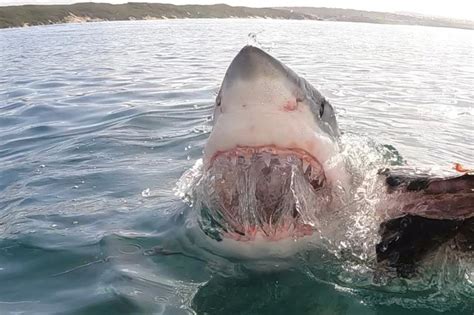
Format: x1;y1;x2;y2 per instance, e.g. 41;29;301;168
282;7;474;30
0;2;472;30
0;2;312;28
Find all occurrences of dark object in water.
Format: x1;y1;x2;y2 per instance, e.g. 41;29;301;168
376;168;473;277
376;215;472;277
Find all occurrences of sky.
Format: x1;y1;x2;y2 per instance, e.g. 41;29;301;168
1;0;473;21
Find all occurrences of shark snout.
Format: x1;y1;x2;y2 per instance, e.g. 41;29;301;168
216;46;299;115
222;45;289;86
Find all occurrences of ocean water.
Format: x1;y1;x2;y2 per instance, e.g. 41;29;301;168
0;19;473;314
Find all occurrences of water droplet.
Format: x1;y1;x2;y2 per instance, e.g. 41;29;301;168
247;32;262;46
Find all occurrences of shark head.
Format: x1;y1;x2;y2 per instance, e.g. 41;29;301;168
199;46;350;241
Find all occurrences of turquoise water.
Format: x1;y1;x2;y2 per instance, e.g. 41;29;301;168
0;19;473;314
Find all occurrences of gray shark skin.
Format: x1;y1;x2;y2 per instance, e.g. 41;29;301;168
199;45;473;276
218;45;340;138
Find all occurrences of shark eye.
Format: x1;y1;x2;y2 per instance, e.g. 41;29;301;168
216;95;221;107
319;100;325;117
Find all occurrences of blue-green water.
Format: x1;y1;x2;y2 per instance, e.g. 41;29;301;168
0;19;473;314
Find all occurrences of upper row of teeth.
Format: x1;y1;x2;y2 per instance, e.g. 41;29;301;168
218;153;323;176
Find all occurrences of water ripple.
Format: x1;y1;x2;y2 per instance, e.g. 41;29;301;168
0;20;472;314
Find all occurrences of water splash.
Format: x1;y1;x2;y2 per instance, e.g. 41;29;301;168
247;32;264;47
176;133;474;312
177;154;333;241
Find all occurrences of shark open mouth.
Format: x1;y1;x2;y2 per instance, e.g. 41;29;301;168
198;146;329;241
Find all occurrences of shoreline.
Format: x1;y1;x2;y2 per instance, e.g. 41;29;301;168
1;3;473;30
5;17;474;33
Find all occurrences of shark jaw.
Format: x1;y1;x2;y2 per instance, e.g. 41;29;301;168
200;124;349;241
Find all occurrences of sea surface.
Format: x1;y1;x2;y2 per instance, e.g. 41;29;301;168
0;19;473;314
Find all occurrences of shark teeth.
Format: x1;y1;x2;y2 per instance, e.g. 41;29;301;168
263;153;271;167
302;160;310;173
211;147;326;189
311;169;323;182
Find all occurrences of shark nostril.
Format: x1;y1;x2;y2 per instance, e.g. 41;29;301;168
283;100;298;112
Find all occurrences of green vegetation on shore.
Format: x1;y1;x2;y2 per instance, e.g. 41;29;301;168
0;2;472;30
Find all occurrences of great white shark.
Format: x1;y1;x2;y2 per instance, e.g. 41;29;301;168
178;45;473;276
